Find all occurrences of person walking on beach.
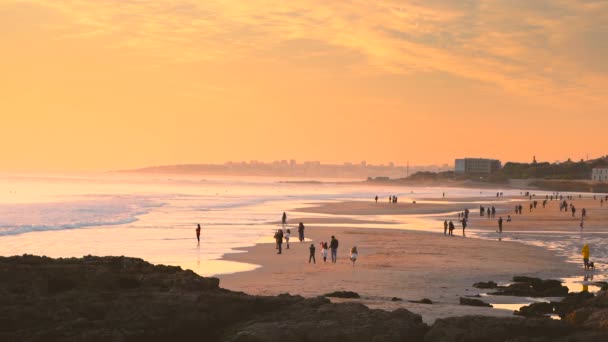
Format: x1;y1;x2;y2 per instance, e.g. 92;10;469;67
448;221;455;236
498;216;503;233
571;206;576;217
309;243;316;264
375;195;378;203
350;246;358;267
582;244;590;269
195;224;201;244
461;218;467;236
282;212;287;227
285;229;291;249
443;220;448;235
298;222;305;242
464;208;469;219
330;236;339;263
321;242;328;262
274;229;284;254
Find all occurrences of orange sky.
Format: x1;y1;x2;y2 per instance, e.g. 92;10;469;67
1;1;607;171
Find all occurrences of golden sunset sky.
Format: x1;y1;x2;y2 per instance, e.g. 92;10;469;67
1;1;607;171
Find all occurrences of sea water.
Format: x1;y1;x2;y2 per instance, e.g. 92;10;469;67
0;173;605;285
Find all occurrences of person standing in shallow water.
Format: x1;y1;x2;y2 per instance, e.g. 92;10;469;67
298;222;305;242
195;224;201;244
582;244;590;269
448;221;455;236
282;212;287;227
443;220;448;235
498;216;503;233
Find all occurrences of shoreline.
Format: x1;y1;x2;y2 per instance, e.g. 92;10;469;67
217;224;578;324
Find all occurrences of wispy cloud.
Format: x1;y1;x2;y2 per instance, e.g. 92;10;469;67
7;0;608;102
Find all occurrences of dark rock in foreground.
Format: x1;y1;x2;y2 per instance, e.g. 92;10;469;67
459;297;492;307
426;316;575;342
3;255;608;341
0;255;424;342
514;302;555;317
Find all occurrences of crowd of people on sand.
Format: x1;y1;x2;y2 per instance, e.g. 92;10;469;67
438;190;605;273
272;212;359;267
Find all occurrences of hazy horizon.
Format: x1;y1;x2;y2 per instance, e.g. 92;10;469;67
2;1;607;172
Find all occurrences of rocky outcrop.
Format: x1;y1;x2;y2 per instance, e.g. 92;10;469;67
425;315;588;342
324;291;361;299
563;291;608;330
0;255;426;342
514;302;555;317
472;281;498;289
3;255;608;341
489;276;568;297
459;297;492;307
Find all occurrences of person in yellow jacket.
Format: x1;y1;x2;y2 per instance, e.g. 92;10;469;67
582;244;590;269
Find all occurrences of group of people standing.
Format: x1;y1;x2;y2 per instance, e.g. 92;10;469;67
277;213;358;266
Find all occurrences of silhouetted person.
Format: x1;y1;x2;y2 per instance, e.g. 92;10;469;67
448;221;455;236
443;220;448;235
298;222;305;242
274;229;284;254
309;244;316;264
462;218;467;236
330;236;339;263
375;195;378;203
195;224;201;243
572;206;576;217
282;212;287;227
498;216;503;233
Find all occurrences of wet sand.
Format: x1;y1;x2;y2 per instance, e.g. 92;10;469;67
219;225;577;324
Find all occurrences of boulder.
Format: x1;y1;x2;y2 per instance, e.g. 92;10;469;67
472;281;498;289
459;297;492;307
514;302;555;317
324;291;361;299
490;277;568;297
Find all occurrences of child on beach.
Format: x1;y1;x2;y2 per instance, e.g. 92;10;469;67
309;243;316;264
285;229;291;249
350;246;358;267
320;242;328;262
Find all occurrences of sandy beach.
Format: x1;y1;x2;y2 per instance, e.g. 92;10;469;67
216;194;608;323
219;227;577;323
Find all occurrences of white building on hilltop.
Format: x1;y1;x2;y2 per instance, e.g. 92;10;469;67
592;167;608;182
455;158;502;175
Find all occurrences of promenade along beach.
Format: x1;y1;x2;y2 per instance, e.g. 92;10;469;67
0;173;605;323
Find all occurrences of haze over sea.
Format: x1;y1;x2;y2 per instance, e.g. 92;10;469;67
0;173;605;284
